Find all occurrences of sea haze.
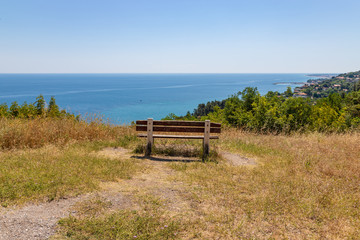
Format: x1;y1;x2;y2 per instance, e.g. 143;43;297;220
0;73;310;123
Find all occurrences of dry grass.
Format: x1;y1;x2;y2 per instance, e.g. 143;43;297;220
0;118;134;149
2;117;360;238
0;144;140;206
56;194;183;240
0;118;141;206
168;129;360;239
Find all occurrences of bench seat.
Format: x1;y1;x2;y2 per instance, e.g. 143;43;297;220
137;134;219;139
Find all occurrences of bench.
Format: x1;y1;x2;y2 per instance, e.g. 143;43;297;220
136;118;221;160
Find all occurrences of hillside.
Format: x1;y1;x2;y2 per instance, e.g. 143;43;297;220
294;70;360;98
0;116;359;239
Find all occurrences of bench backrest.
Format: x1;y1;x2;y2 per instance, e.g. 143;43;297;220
135;119;221;134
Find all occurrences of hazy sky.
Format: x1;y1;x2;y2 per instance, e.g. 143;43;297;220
1;0;359;73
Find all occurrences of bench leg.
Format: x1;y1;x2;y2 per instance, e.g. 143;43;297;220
203;140;209;161
145;141;152;157
202;120;210;161
145;118;153;157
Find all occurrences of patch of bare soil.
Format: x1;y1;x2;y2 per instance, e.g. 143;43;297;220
97;146;131;158
221;151;256;166
102;153;198;215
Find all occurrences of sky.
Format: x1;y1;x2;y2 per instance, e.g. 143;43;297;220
0;0;359;73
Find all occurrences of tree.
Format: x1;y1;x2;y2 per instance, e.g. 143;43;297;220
354;80;360;92
240;87;259;112
35;94;46;116
284;87;293;98
224;94;242;125
48;96;60;117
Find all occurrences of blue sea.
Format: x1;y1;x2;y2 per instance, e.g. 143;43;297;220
0;73;311;123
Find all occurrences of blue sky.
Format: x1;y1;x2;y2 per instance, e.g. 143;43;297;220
0;0;359;73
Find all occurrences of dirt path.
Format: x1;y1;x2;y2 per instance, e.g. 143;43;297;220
0;148;197;240
220;151;256;166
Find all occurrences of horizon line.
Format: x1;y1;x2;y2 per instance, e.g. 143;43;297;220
0;72;340;74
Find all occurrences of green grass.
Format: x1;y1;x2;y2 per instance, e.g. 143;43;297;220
0;143;140;206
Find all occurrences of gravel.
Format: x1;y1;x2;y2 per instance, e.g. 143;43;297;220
0;196;82;240
0;191;130;240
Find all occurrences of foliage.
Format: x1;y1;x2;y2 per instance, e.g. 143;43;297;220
0;95;77;120
192;99;227;118
173;70;360;133
172;87;360;133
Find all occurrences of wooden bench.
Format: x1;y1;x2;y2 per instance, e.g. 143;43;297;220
136;118;221;160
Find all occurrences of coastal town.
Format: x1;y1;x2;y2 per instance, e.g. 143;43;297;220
293;70;360;98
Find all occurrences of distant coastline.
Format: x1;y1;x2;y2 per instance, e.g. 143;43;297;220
273;82;306;86
305;74;337;79
274;73;338;86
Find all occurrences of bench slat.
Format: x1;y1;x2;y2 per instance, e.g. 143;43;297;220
137;134;219;139
136;125;221;133
136;120;221;128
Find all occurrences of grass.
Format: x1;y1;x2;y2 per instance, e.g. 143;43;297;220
55;194;182;240
1;117;360;238
71;195;113;218
0;118;140;206
0;118;132;149
0;143;139;206
167;130;360;238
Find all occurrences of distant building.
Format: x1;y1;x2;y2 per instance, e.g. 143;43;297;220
294;92;308;98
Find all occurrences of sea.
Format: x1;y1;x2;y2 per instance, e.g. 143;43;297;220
0;73;312;124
